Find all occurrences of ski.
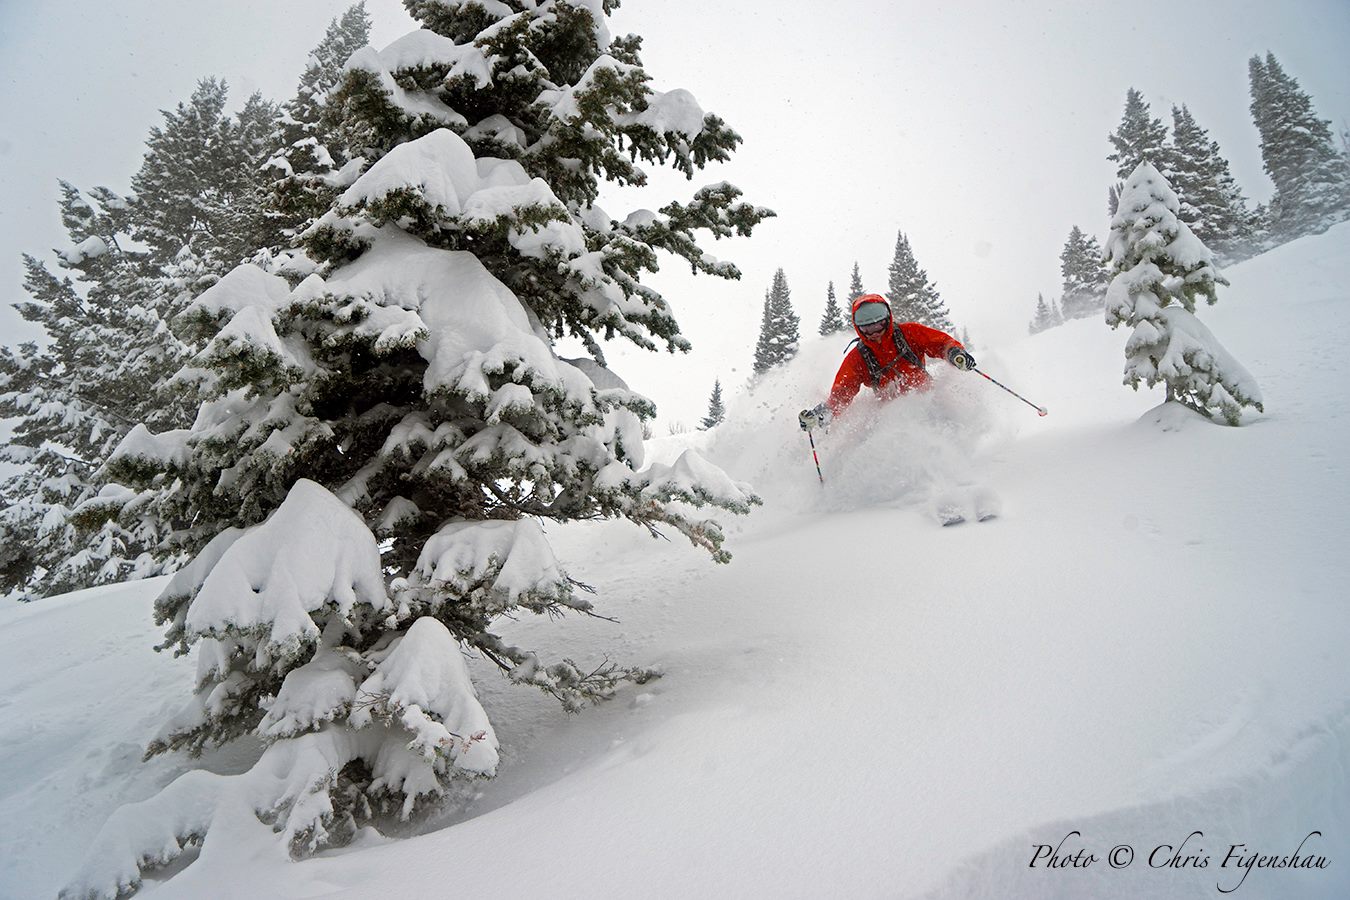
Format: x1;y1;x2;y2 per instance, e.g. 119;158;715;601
936;503;966;527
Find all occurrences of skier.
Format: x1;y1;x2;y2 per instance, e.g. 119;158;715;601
798;293;975;431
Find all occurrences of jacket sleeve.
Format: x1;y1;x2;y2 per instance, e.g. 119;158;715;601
828;347;867;414
901;323;962;361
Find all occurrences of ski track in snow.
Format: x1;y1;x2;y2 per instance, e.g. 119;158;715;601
3;225;1350;899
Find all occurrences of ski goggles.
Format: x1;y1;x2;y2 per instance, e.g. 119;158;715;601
854;301;890;335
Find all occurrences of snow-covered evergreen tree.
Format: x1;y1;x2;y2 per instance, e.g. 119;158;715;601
1058;225;1110;320
258;3;373;261
1108;88;1169;181
701;378;726;429
1107;180;1124;218
846;261;865;306
1341;126;1350;183
215;93;284;268
1;18;390;604
817;280;847;335
1248;52;1350;239
1028;292;1056;334
0;179;189;600
886;231;951;330
1166;104;1254;259
68;5;770;894
0;263;98;599
1104;162;1263;425
753;268;800;373
129;78;279;280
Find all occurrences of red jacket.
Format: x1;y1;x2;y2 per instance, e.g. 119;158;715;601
828;295;963;414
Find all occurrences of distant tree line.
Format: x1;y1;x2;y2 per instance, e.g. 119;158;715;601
751;233;959;370
1030;51;1350;335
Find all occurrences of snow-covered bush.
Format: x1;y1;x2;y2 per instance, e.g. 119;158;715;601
1104;162;1263;425
70;3;769;896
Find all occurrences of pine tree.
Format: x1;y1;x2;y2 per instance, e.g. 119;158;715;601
1107;180;1124;218
1108;88;1169;182
1166;104;1253;259
213;92;283;267
0;263;94;599
0;181;188;600
129;78;278;278
847;261;865;306
1;17;384;603
259;3;373;260
1104;162;1263;425
69;5;771;891
1028;292;1056;334
0;70;293;600
753;268;800;373
1058;225;1111;320
886;231;951;330
1051;299;1064;326
817;280;847;335
1341;126;1350;182
700;379;726;429
1248;52;1350;238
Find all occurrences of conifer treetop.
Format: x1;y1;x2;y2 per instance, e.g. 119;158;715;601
1107;87;1169;182
886;230;951;330
321;6;775;357
1105;162;1223;314
818;280;847;335
847;261;864;305
700;378;725;429
753;268;799;374
1164;103;1253;257
1104;162;1263;425
1247;52;1349;238
1058;224;1110;320
260;3;374;256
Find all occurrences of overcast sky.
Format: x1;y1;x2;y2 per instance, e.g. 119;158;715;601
2;0;1348;428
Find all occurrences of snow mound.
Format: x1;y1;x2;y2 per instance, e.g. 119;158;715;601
183;479;390;663
350;617;499;783
342;45;467;129
190;263;294;319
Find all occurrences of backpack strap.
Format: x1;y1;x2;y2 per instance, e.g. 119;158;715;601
891;325;924;371
846;326;923;389
845;337;885;387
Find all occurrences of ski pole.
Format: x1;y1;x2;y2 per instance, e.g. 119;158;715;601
806;429;825;483
973;368;1048;417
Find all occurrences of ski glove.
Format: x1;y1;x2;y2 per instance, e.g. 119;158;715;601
799;403;829;431
947;347;976;371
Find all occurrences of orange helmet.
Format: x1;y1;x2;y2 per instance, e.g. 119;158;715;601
851;294;891;339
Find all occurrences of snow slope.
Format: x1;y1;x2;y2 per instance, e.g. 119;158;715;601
4;224;1350;899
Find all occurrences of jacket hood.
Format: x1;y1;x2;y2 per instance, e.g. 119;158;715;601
851;293;892;343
